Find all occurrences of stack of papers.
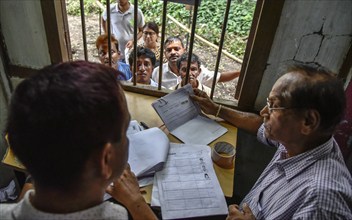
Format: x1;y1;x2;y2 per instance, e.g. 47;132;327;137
152;84;227;145
152;143;228;219
128;127;170;178
104;122;170;200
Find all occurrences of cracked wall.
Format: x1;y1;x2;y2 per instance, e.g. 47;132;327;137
254;0;352;110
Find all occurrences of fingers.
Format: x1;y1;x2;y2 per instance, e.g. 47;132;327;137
227;203;255;220
228;204;241;215
106;184;114;194
193;88;208;97
226;204;243;220
242;203;255;219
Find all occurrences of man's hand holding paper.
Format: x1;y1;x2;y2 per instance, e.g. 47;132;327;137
152;84;227;145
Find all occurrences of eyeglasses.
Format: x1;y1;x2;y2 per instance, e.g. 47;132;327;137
266;98;289;113
143;31;156;36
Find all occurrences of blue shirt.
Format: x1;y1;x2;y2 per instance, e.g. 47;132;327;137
117;62;132;80
241;124;352;219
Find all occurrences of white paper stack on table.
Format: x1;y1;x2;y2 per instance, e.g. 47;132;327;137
152;143;228;219
128;126;170;178
104;121;170;200
152;84;228;145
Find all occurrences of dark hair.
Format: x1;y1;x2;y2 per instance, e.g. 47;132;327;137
177;52;201;70
143;21;159;35
164;36;184;48
128;46;156;67
279;62;346;132
6;61;127;190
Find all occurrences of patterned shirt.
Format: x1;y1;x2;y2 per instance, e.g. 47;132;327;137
241;124;352;219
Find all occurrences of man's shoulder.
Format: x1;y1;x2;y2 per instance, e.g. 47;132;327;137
102;4;117;18
0;203;18;219
119;61;130;68
152;63;168;75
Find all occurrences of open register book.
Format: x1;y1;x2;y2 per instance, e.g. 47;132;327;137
152;84;228;145
128;126;170;178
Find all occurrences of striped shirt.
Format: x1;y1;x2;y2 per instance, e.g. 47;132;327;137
241;124;352;219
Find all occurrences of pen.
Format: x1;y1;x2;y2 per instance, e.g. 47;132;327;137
140;121;149;129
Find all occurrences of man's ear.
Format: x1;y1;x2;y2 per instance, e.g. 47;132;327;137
100;142;114;180
301;109;320;135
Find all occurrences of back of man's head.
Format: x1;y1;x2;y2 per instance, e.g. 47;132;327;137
6;61;127;190
177;52;201;70
279;63;346;133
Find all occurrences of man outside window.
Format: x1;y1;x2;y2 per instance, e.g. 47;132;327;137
102;0;145;62
128;46;158;87
96;34;132;80
173;52;211;96
152;36;240;89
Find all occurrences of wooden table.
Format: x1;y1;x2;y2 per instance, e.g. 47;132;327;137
124;91;237;202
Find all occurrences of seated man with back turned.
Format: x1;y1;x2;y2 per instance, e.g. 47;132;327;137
1;61;157;220
192;63;352;219
152;36;240;89
173;52;211;96
96;34;132;80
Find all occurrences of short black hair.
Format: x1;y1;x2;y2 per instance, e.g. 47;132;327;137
128;46;156;67
177;52;201;70
279;62;346;132
164;36;184;48
6;61;127;190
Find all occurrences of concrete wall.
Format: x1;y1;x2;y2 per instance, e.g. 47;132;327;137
254;0;352;109
0;0;50;189
0;55;14;188
0;1;50;68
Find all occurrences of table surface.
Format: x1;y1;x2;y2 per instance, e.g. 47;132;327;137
124;91;237;202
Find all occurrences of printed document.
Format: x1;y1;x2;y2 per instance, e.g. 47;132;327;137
153;143;228;219
152;84;227;145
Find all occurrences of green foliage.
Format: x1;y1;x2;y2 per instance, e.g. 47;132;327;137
66;0;105;15
66;0;256;58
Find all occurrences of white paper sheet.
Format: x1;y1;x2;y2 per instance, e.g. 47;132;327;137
152;84;227;145
126;120;144;135
171;115;228;145
154;143;228;219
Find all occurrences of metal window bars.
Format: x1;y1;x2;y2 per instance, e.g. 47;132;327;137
78;0;234;100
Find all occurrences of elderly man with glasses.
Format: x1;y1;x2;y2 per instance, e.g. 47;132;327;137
192;63;352;219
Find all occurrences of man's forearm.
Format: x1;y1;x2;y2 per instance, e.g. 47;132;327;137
127;197;158;220
218;71;240;82
217;105;262;135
